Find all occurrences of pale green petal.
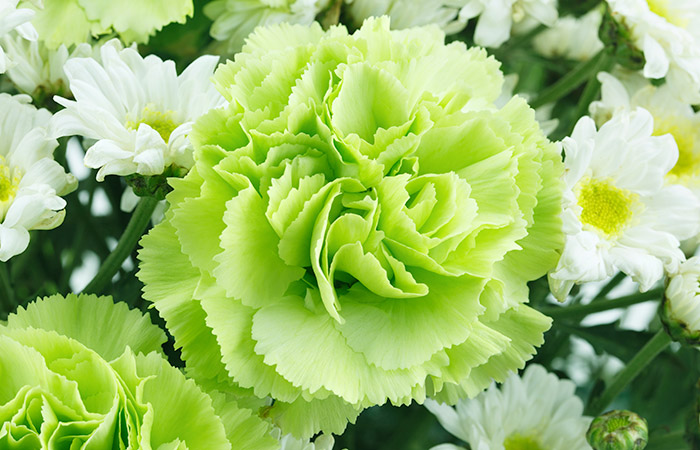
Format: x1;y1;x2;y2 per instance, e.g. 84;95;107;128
77;0;192;44
337;271;486;370
214;185;305;309
198;291;301;402
21;0;105;49
137;219;230;386
7;293;166;361
131;351;230;450
266;395;361;439
209;391;279;450
251;301;431;405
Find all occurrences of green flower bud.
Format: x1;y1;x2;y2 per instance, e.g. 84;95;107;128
586;410;649;450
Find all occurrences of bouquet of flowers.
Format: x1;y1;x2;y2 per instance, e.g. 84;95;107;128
1;0;699;448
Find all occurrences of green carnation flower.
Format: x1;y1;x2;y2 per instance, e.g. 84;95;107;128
0;293;277;449
19;0;193;49
138;17;564;438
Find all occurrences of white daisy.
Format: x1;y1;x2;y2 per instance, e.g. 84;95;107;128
459;0;558;48
205;0;330;54
344;0;558;48
591;71;700;194
0;33;92;97
533;8;604;62
425;364;591;450
50;39;225;181
344;0;464;33
661;256;700;346
606;0;700;90
548;108;700;300
0;93;77;261
0;0;38;73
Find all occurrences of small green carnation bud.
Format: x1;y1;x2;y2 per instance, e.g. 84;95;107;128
586;410;649;450
660;256;700;347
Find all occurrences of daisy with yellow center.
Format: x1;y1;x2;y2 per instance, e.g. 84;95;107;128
0;94;77;261
426;365;591;450
50;39;225;181
592;71;700;193
548;108;700;301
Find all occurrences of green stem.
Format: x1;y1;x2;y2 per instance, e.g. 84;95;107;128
585;329;672;416
646;430;688;450
539;287;663;320
0;262;15;316
530;49;608;109
569;51;616;132
81;197;158;295
593;272;627;301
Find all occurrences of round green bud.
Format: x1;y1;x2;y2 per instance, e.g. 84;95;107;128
586;410;649;450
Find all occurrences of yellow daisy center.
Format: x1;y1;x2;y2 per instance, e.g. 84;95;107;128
647;0;688;27
576;177;640;237
0;156;22;219
654;118;700;181
126;105;179;143
504;434;543;450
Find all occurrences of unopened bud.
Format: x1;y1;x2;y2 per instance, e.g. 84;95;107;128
586;410;648;450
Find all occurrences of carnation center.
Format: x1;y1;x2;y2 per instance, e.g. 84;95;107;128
576;177;640;237
647;0;688;27
0;156;21;218
654;119;700;180
504;434;544;450
126;105;179;143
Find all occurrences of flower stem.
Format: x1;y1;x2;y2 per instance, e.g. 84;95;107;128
539;287;663;320
585;329;672;416
530;49;608;109
81;196;158;295
0;262;15;317
593;272;627;301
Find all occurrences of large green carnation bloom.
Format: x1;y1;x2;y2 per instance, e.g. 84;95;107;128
138;17;564;438
19;0;192;49
0;294;277;449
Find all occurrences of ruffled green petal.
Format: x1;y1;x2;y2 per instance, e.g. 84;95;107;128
214;185;305;309
6;293;166;361
209;391;278;450
77;0;192;44
137;219;230;387
129;351;231;450
266;395;361;439
251;301;431;405
337;271;486;370
431;305;552;403
198;290;300;403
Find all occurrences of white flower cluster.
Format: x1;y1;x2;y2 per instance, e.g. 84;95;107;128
607;0;700;93
0;0;38;73
0;94;77;261
426;364;591;450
